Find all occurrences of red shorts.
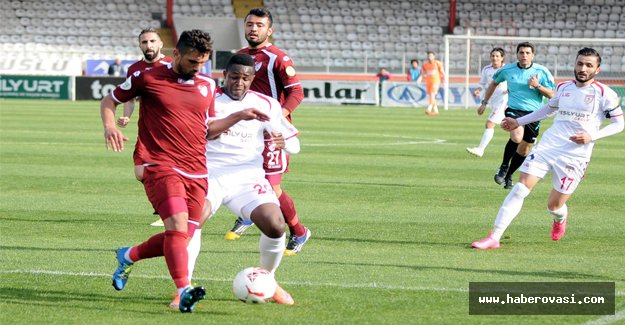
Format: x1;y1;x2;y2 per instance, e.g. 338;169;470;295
142;166;207;222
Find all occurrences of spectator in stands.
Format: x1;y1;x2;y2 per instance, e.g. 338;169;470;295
108;58;122;76
421;52;444;115
407;59;422;83
377;67;391;105
479;42;555;189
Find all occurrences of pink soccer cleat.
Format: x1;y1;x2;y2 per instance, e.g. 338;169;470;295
471;234;500;249
551;219;567;241
272;284;295;305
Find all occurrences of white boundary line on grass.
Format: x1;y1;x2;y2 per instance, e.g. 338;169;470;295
302;131;448;147
1;269;465;292
584;309;625;325
3;269;625;298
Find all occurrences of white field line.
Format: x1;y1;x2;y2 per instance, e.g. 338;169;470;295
584;309;625;325
1;269;464;292
2;269;624;298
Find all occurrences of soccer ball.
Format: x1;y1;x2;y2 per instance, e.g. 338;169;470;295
232;267;277;303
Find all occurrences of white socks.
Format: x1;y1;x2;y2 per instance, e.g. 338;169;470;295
259;233;286;274
491;183;531;241
187;228;202;282
549;204;568;223
478;128;495;151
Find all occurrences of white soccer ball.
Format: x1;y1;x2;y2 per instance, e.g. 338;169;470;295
232;267;277;303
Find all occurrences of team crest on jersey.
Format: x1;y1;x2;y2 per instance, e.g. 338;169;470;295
254;61;262;71
120;77;132;90
584;95;594;104
285;66;296;77
198;85;208;97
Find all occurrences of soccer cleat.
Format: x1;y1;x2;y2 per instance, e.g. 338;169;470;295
284;228;312;256
112;247;134;291
272;284;295;305
504;178;514;189
466;147;484;158
169;293;180;309
551;219;567;241
224;217;254;240
471;234;500;249
150;218;164;227
179;286;206;313
494;166;507;185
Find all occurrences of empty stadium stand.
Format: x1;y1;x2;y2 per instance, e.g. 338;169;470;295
1;0;624;76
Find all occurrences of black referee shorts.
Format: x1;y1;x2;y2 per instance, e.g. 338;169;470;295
505;107;540;144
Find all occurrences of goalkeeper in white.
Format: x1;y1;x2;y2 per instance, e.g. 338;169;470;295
472;47;624;249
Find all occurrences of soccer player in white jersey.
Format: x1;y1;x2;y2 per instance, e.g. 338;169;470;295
466;48;508;157
472;47;624;249
180;53;300;305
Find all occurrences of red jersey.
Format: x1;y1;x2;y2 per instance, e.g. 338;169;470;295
125;55;173;166
111;64;216;176
238;44;304;114
126;55;173;77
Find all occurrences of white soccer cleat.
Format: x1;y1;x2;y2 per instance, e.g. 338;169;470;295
466;147;484;158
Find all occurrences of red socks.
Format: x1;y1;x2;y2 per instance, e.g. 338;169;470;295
130;232;165;261
127;230;190;289
278;191;306;237
163;230;190;289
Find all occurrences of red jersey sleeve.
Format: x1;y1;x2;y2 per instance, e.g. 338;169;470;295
275;54;304;113
111;71;144;103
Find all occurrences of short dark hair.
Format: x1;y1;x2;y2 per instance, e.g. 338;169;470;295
138;28;160;41
491;47;505;57
516;42;535;54
226;53;255;71
176;29;213;56
246;7;273;27
577;47;601;66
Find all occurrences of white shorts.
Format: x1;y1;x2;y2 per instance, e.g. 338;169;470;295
519;149;589;195
206;168;279;221
487;95;507;124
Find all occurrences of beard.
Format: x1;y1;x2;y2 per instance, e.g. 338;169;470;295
246;35;266;48
574;70;594;83
143;50;159;61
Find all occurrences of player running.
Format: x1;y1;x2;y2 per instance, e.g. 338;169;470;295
472;47;624;249
226;7;311;256
466;47;508;158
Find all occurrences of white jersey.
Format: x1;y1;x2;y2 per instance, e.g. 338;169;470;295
478;64;508;109
206;88;299;173
533;80;622;159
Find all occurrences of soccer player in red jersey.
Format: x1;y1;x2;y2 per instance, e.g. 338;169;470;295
226;8;311;256
117;28;173;185
100;30;269;313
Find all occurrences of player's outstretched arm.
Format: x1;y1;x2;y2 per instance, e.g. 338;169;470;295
207;108;270;139
101;94;128;152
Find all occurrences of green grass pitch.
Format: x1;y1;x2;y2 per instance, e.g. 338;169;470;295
1;99;624;324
